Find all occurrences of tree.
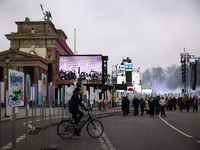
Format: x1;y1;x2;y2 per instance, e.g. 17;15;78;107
142;65;182;93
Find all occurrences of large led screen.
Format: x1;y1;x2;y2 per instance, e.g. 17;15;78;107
117;65;125;76
59;55;102;81
125;63;132;71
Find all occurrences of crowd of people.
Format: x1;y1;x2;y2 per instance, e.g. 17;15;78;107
122;95;199;117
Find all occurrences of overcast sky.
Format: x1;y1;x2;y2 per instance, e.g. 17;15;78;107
1;0;200;73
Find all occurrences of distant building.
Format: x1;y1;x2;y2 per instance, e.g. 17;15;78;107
0;20;73;104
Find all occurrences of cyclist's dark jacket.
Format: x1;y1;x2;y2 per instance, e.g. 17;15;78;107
69;91;86;111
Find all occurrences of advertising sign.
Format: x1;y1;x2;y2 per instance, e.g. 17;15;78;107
117;76;126;84
8;69;24;107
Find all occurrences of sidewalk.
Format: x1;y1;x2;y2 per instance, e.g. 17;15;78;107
1;105;124;150
1;105;123;122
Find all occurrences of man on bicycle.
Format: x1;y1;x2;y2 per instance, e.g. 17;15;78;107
69;87;88;136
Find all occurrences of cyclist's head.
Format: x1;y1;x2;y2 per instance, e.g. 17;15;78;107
74;87;81;94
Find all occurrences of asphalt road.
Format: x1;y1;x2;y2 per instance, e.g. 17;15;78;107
1;109;200;150
100;110;200;150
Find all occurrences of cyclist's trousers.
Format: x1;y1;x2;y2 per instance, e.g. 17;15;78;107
70;108;84;124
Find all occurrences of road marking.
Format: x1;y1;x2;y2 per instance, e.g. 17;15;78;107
23;122;35;129
1;145;11;149
91;123;116;150
1;124;32;150
159;115;193;138
99;133;116;150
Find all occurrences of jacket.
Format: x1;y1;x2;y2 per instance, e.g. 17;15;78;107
159;98;167;106
69;91;85;111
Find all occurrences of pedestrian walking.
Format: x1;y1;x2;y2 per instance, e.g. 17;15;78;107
145;97;150;114
155;96;160;115
159;96;166;117
185;97;190;112
193;96;198;112
168;97;172;111
149;96;155;117
122;96;130;116
178;97;184;112
172;97;177;111
140;97;145;116
132;96;140;116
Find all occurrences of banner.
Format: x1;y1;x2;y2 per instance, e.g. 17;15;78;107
53;86;55;102
61;88;63;102
65;85;71;101
8;69;24;107
42;73;47;97
107;90;110;103
95;89;98;102
38;80;42;105
0;82;4;103
57;88;60;105
49;82;53;110
30;87;35;101
26;74;31;104
32;84;37;102
38;93;42;106
90;87;94;104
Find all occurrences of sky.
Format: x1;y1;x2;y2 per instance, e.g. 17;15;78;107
1;0;200;73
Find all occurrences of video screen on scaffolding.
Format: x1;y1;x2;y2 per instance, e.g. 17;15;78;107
59;55;102;81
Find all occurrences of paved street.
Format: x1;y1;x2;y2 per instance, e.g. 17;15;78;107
1;107;200;150
101;110;200;150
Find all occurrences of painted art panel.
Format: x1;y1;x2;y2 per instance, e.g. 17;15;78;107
8;69;24;107
42;73;47;97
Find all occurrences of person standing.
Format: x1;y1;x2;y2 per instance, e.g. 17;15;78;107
145;97;150;114
172;97;177;111
140;97;145;116
132;96;140;116
122;96;130;116
159;96;167;117
193;96;198;112
149;96;155;117
155;96;160;115
185;97;190;112
178;97;184;112
168;97;172;111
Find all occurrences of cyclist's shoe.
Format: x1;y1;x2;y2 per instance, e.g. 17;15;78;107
75;130;81;136
75;132;81;136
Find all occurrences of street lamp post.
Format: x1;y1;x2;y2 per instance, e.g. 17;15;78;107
48;48;52;83
4;54;10;117
4;54;16;149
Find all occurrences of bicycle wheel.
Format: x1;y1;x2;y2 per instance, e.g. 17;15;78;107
57;120;75;139
86;119;104;138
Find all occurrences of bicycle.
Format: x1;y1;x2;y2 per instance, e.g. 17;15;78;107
57;110;104;139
